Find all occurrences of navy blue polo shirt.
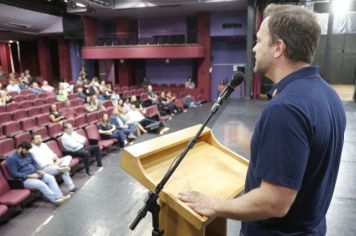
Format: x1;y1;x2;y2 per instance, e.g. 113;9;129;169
242;66;346;235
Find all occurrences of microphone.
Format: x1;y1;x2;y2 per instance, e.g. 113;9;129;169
211;71;245;113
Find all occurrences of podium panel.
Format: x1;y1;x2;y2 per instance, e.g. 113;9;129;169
121;125;249;236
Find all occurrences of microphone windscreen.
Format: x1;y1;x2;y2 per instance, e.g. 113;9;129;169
230;71;245;88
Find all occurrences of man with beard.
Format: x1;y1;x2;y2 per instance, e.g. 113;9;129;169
179;4;346;236
7;141;70;205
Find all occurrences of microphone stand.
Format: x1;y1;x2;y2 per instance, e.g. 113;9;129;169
129;102;223;236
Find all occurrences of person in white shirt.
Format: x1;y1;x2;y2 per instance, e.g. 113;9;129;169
30;134;76;192
61;123;102;175
6;79;21;93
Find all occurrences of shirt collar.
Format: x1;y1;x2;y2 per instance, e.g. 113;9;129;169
267;66;319;100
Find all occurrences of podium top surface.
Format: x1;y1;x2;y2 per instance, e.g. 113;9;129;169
121;125;249;229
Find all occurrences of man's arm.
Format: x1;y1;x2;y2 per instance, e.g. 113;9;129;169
178;180;297;221
6;157;28;180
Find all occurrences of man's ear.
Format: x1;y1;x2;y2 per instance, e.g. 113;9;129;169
274;39;286;59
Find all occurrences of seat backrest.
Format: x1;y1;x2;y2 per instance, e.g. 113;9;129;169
0;138;15;158
0;161;11;179
19;101;32;109
36;114;50;126
46;140;63;158
0;165;10;195
74;114;87;127
3;122;21;136
0;112;12;123
11;110;26;121
86;112;97;123
75;129;89;145
39;104;51;114
14;132;31;147
5;103;19;112
48;123;62;137
84;124;100;140
28;106;41;117
20;118;37;131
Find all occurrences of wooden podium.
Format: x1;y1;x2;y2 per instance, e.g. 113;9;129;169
121;125;249;236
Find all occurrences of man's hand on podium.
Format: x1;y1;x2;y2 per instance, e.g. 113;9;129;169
178;191;219;217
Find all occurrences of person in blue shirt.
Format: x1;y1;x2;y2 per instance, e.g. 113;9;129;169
178;4;346;236
6;141;70;205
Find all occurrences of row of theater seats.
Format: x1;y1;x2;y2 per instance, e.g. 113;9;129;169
0;122;120;222
96;34;190;47
0;98;180;222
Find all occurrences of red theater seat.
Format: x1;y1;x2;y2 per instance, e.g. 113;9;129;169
146;105;170;121
33;99;46;106
0;167;31;206
0;138;14;159
3;121;22;137
11;110;26;121
48;123;62;138
27;106;41;117
84;124;115;150
20;117;39;131
46;140;80;168
86;112;98;124
14;132;31;147
19;101;32;109
5;103;19;112
74;114;87;128
39;104;51;114
0;112;12;124
36;113;51;126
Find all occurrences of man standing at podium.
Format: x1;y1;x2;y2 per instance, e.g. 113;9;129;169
179;4;346;236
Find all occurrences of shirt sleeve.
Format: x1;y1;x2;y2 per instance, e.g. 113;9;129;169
6;157;27;180
254;104;311;190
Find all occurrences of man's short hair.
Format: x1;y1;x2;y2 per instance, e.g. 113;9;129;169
18;141;32;150
63;123;71;130
264;4;321;64
31;133;41;141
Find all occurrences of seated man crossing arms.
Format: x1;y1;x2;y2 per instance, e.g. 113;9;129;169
30;134;76;192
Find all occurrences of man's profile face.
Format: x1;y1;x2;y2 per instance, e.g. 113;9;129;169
252;17;275;77
32;135;42;146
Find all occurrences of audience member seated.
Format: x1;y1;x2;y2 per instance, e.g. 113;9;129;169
31;82;43;94
97;113;126;148
61;101;77;120
84;95;105;113
30;134;76;192
49;104;65;125
24;69;34;84
41;80;55;92
120;107;146;137
61;123;103;176
59;80;74;94
159;91;177;115
83;79;96;97
6;79;21;94
185;76;195;89
76;75;85;85
0;90;13;106
123;98;132;111
56;89;68;102
6;141;71;205
110;108;137;142
19;72;30;89
127;105;159;131
141;77;150;88
183;94;200;108
76;87;86;100
147;85;158;104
